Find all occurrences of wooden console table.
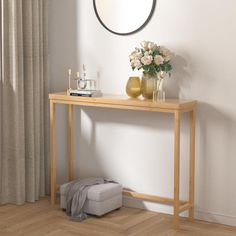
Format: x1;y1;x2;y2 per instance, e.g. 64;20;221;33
49;92;197;229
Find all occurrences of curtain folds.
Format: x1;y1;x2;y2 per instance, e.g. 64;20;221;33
0;0;49;204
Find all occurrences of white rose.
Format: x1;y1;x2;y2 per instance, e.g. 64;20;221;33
143;50;153;55
148;42;156;50
141;41;149;50
136;51;143;59
141;55;153;65
129;51;136;60
164;54;171;61
159;46;169;55
133;59;142;69
159;46;172;61
149;50;153;54
129;55;135;60
131;59;135;66
129;51;143;61
154;55;164;65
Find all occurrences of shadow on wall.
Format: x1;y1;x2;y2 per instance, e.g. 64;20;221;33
196;102;236;222
73;107;117;179
73;107;162;211
81;106;174;131
164;54;192;99
74;106;173;179
75;106;177;192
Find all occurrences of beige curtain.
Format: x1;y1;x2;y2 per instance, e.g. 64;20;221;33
0;0;49;204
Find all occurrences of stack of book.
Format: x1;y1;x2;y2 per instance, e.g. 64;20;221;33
69;89;102;97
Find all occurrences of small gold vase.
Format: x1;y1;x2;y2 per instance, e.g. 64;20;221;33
126;77;141;98
141;72;158;99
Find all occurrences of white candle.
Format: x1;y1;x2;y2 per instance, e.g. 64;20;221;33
68;69;72;93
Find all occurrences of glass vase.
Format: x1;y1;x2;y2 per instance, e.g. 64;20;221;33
141;72;158;99
126;76;141;98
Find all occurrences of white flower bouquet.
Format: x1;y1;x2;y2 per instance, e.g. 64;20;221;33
129;41;172;75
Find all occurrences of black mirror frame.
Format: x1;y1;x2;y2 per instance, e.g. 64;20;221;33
93;0;156;36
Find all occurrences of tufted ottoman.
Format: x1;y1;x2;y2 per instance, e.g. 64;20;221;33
60;182;122;216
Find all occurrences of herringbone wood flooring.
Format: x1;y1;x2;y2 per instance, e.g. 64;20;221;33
0;197;235;236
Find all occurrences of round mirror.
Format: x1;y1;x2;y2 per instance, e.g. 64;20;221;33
93;0;156;36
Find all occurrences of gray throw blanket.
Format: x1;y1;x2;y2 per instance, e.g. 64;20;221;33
65;177;109;221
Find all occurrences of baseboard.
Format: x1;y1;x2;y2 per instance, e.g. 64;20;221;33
195;210;236;227
123;197;236;227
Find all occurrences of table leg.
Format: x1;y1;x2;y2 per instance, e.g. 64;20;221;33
50;100;56;205
68;104;74;181
174;111;181;229
189;109;196;220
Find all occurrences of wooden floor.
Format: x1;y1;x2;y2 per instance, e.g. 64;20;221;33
0;197;236;236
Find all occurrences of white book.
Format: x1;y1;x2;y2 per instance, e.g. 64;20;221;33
69;89;102;97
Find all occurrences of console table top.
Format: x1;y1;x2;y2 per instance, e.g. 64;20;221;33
49;92;197;112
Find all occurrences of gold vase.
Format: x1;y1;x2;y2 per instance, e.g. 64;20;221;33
141;72;158;99
126;77;141;98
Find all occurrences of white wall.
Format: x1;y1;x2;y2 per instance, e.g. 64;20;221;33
49;0;236;226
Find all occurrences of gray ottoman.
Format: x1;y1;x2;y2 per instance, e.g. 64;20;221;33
60;182;122;216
